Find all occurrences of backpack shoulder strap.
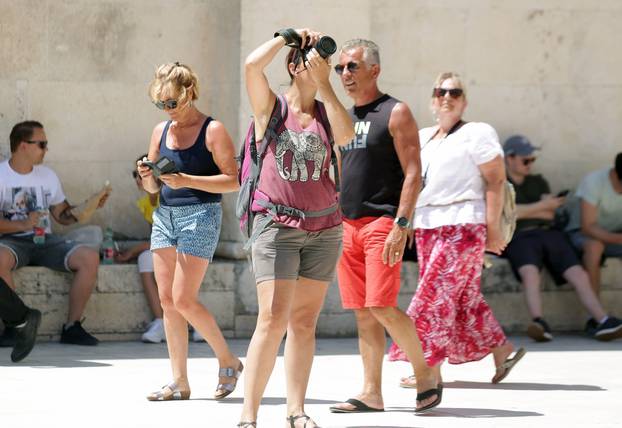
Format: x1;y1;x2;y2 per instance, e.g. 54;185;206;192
315;101;333;143
258;94;288;157
315;100;340;192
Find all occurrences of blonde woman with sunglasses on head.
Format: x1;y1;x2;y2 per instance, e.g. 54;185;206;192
137;62;242;402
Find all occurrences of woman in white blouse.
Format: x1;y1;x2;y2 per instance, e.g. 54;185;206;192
389;72;525;387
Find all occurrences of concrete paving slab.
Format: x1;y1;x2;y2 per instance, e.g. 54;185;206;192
0;336;620;428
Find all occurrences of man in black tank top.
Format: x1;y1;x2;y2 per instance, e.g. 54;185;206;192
329;40;441;413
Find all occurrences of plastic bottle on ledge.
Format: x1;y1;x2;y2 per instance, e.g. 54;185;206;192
102;227;115;265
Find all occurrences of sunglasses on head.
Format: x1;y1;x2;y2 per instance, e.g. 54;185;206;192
334;61;360;75
25;140;48;150
522;157;536;166
154;99;178;110
432;88;464;99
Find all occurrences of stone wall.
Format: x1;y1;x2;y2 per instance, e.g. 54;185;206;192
2;1;622;249
0;0;242;245
240;0;622;197
11;257;622;340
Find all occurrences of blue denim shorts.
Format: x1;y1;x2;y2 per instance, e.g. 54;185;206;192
151;202;222;261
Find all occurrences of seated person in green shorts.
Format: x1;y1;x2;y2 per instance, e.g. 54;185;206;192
503;136;622;342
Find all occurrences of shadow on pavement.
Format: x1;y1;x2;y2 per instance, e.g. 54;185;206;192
446;380;604;391
0;357;111;368
344;426;420;428
197;396;336;405
413;407;543;418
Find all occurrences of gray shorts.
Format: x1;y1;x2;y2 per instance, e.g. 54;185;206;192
251;215;343;284
569;231;622;258
0;234;88;272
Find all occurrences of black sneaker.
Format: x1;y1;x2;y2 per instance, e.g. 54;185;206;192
526;318;553;342
60;320;99;346
11;309;42;363
594;317;622;342
0;326;17;347
584;318;599;336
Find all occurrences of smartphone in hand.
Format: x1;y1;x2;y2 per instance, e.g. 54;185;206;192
556;189;570;197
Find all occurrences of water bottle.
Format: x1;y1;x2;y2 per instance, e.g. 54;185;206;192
33;210;49;245
102;227;115;265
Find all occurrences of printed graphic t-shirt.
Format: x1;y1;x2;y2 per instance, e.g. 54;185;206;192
255;98;341;232
0;160;65;236
339;94;402;219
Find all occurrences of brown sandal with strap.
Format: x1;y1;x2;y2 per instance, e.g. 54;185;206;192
146;381;191;401
214;360;244;399
237;423;256;428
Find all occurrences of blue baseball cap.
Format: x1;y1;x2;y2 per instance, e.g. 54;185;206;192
503;135;540;156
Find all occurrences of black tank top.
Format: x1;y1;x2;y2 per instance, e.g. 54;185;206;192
159;117;222;206
339;94;402;219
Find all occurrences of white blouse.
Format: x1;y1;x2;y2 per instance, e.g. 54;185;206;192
413;122;503;229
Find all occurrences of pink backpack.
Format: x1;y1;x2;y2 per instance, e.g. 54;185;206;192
236;95;339;248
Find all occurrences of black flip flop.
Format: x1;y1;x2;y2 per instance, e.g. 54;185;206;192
414;383;443;414
329;398;385;413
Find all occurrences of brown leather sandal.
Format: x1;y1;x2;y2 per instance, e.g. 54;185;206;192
146;381;191;401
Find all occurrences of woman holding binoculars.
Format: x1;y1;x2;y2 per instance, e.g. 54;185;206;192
237;28;354;428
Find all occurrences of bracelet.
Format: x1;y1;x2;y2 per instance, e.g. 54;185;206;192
274;28;300;47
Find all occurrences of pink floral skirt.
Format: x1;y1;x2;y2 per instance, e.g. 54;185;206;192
388;224;506;366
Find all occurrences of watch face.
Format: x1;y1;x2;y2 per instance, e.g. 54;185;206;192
396;217;409;227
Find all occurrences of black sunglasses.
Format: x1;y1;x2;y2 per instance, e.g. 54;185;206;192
154;99;178;110
25;140;48;149
522;157;536;166
132;171;141;179
432;88;464;99
334;61;360;75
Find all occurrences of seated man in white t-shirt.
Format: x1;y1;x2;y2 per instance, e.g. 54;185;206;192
0;121;109;346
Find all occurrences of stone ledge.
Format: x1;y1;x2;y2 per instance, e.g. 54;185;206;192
7;257;622;340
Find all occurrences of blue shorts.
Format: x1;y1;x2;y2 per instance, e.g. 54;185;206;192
151;202;222;261
0;234;88;272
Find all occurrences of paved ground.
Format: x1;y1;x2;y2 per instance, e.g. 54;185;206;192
1;335;620;428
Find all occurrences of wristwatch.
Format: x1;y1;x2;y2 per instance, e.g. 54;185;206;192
394;216;411;229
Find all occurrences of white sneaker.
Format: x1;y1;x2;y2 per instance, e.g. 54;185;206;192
142;318;166;343
192;329;205;343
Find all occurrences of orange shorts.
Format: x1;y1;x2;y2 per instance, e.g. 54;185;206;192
337;216;401;309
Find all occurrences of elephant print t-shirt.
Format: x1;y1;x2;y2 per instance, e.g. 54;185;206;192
255;98;341;232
